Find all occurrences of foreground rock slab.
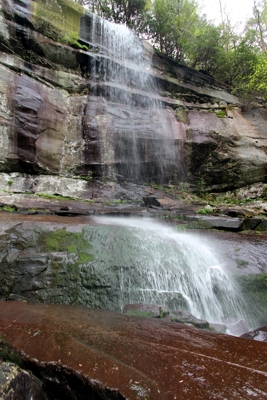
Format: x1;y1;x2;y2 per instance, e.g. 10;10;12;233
0;360;47;400
0;302;267;399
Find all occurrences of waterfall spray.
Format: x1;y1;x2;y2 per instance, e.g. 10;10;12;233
80;11;182;183
89;217;253;332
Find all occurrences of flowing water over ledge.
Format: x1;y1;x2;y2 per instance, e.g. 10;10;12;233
80;12;182;183
91;216;256;333
0;212;265;336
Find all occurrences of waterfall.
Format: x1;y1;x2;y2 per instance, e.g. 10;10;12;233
79;12;182;183
89;217;251;332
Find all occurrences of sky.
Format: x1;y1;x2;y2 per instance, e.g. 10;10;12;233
201;0;255;27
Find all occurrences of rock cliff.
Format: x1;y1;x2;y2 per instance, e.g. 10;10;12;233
0;0;266;192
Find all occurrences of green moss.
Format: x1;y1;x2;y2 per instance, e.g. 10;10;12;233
76;251;94;264
66;244;77;253
216;109;227;118
196;208;213;215
33;0;86;48
235;259;248;268
125;310;157;318
1;206;16;213
37;192;77;201
41;228;95;267
175;108;188;123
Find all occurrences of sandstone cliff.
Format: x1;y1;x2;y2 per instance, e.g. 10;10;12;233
0;0;266;192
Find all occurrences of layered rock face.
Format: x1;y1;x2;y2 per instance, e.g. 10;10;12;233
0;0;266;190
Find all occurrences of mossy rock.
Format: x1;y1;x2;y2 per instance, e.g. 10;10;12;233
33;0;86;48
235;274;267;326
40;227;94;259
175;108;188;123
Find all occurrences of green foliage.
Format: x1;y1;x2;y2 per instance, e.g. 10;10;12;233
103;199;138;205
7;180;13;186
1;206;16;213
239;54;267;99
39;0;267;100
142;0;200;62
216;109;227;118
196;208;213;215
77;171;93;181
83;0;149;29
36;192;77;201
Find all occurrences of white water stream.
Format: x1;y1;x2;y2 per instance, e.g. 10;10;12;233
85;13;181;183
92;216;252;333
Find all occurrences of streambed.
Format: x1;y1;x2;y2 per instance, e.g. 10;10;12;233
0;212;266;334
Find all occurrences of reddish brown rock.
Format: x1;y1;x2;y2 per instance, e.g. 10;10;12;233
0;0;267;190
0;302;267;399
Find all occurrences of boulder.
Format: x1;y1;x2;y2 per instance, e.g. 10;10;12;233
170;310;210;329
0;361;47;400
123;303;169;318
1;302;267;399
241;326;267;342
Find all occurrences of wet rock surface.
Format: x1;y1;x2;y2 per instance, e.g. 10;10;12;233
0;360;47;400
123;303;169;318
241;326;267;342
170;310;210;329
0;0;267;190
1;301;267;399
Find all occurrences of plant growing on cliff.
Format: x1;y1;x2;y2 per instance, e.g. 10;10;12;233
196;208;213;215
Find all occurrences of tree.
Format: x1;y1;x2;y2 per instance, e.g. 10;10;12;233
74;0;266;99
107;0;148;27
142;0;201;62
249;0;267;53
75;0;149;28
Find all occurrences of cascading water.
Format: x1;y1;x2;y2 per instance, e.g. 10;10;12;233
79;12;182;183
90;217;253;333
78;14;252;334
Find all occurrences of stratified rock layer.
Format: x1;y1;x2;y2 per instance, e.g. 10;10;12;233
0;301;267;399
0;0;266;190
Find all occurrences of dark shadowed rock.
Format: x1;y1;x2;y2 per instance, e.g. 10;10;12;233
0;361;47;400
241;326;267;342
1;302;267;399
255;219;267;231
189;215;245;230
142;196;162;208
170;310;210;329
